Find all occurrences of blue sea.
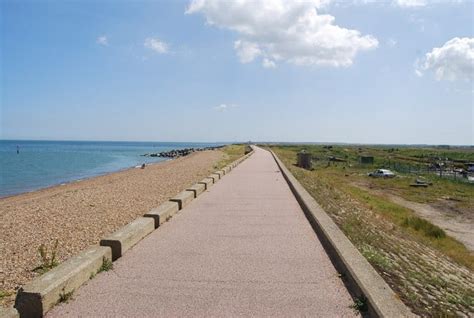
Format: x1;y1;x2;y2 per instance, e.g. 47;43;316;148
0;140;224;198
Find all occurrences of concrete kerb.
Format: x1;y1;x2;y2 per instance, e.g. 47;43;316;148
100;217;154;261
170;190;194;210
0;307;19;318
213;171;224;179
14;246;112;318
186;183;206;198
269;150;414;318
198;177;213;190
208;174;219;183
144;201;179;228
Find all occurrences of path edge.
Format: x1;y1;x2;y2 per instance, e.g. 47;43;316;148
268;149;414;318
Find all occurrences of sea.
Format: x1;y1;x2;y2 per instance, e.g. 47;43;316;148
0;140;225;198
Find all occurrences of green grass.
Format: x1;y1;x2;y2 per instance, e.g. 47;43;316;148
401;216;445;239
269;145;474;270
349;296;368;313
345;185;472;270
98;257;113;273
215;144;246;169
360;244;393;270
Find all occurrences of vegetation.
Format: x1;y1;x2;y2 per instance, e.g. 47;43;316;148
0;290;14;300
269;145;474;316
58;288;74;303
215;144;247;169
350;296;368;313
33;240;59;274
99;257;113;273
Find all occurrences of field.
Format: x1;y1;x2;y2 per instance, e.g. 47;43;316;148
269;144;473;317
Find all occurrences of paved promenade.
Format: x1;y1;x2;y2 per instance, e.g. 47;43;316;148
48;147;356;317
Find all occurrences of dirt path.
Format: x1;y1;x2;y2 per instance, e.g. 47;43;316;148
386;195;474;252
352;183;474;252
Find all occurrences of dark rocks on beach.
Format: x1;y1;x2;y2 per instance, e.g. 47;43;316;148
142;146;224;159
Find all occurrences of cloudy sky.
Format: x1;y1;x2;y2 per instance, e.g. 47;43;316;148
1;0;473;144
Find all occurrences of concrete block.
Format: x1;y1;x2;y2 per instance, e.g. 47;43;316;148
0;308;19;318
208;174;219;183
144;201;179;228
214;171;224;178
100;217;154;261
223;166;231;174
186;183;206;198
197;178;213;190
15;246;112;318
170;190;194;210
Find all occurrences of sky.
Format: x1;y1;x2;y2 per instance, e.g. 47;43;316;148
1;0;473;145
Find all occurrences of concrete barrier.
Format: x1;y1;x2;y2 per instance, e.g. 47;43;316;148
100;218;154;261
214;171;224;178
198;178;213;190
15;246;112;318
210;173;221;182
207;174;219;183
269;150;414;318
170;190;194;210
186;183;206;198
0;308;19;318
144;201;179;228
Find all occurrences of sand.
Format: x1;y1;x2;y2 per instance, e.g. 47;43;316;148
0;150;223;306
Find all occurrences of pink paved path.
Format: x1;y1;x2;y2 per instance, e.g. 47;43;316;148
48;147;357;317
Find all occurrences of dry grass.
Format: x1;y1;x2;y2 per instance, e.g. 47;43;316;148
270;145;474;316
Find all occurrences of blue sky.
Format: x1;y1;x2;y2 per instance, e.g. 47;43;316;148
1;0;473;144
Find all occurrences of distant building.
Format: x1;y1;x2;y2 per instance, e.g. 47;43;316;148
359;156;374;164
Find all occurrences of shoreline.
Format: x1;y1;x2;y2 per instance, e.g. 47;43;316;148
0;149;224;307
0;157;171;201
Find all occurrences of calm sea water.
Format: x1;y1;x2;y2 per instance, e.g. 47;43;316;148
0;140;224;198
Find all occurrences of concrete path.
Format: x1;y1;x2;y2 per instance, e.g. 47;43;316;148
48;147;357;317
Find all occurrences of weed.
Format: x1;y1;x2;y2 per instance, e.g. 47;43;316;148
99;257;113;273
350;296;368;313
59;288;74;303
426;274;448;289
33;240;59;274
0;290;14;299
360;245;393;270
446;291;474;307
402;217;446;239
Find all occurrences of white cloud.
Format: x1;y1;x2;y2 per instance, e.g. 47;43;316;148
144;37;169;54
214;104;237;112
96;35;108;46
234;40;261;63
416;37;474;81
186;0;378;68
262;58;276;69
394;0;427;8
